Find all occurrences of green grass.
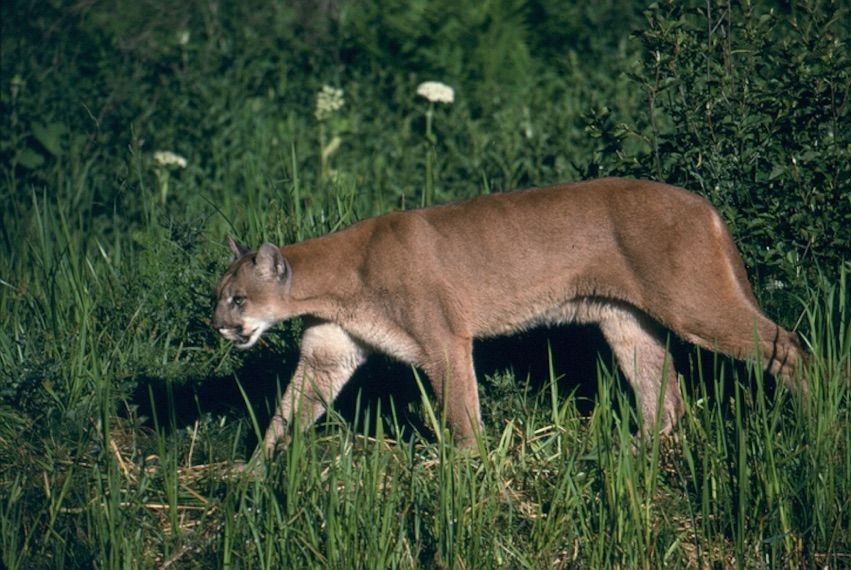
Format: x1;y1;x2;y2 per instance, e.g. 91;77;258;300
2;290;849;568
1;185;848;567
1;1;849;568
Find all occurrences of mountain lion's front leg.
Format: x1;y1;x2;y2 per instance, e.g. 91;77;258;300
421;336;483;449
263;321;369;457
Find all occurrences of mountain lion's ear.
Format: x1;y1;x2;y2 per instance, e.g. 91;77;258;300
228;237;251;261
255;243;290;282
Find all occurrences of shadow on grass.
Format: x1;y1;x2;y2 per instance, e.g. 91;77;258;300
130;323;765;450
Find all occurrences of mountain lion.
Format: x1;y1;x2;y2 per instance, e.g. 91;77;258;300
212;178;806;457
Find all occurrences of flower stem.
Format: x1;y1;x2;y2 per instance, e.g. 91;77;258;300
156;168;170;205
423;103;435;207
319;122;327;181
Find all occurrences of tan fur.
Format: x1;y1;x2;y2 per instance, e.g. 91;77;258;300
212;177;807;456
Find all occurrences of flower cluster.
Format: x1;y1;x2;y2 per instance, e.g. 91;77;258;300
315;85;344;121
153;150;187;169
416;81;454;104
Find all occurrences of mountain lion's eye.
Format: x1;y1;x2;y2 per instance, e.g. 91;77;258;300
232;295;246;308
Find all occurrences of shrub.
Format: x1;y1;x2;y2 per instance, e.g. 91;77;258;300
586;0;850;312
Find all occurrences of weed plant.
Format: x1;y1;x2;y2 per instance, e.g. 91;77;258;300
1;1;848;568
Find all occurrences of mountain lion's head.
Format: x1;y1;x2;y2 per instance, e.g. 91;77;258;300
212;238;291;349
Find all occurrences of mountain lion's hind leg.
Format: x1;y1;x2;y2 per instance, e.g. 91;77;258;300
598;303;684;436
263;321;369;457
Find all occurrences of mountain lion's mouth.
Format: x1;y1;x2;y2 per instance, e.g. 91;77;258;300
218;327;250;346
218;324;269;350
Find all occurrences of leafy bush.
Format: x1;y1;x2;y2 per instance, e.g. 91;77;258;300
586;0;850;311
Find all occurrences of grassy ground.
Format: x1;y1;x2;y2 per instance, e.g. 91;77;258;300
1;1;849;568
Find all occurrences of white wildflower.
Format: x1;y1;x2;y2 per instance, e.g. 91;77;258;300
177;30;190;46
153;150;187;169
315;85;344;121
417;81;454;104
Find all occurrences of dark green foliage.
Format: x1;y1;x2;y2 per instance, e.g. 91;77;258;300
586;0;850;308
0;1;848;568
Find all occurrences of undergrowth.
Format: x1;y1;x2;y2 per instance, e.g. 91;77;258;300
1;1;848;568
